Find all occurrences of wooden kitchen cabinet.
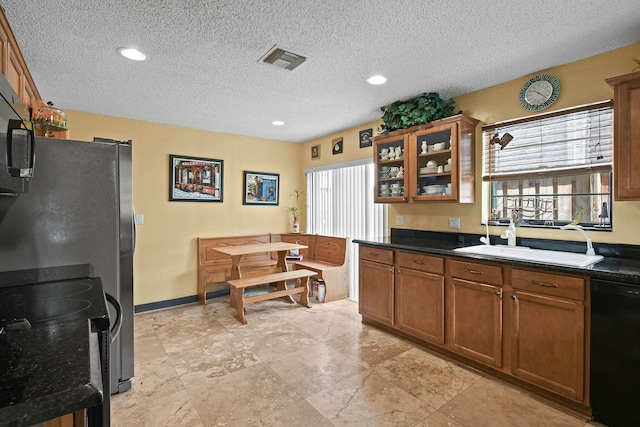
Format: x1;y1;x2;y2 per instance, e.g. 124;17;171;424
447;260;503;368
509;268;586;401
359;246;394;325
606;71;640;200
0;7;41;108
372;114;478;203
395;251;445;345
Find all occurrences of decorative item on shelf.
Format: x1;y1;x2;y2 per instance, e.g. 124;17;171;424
311;144;320;159
359;128;373;148
332;137;343;155
378;92;458;134
633;57;640;72
288;189;304;233
31;101;67;137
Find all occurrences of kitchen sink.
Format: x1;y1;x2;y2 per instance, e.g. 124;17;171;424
453;245;604;267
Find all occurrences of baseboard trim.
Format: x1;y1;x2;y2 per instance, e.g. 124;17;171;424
134;288;230;313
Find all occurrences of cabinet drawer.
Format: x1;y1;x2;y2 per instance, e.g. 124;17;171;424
360;246;394;264
397;251;444;274
449;259;503;285
512;269;585;301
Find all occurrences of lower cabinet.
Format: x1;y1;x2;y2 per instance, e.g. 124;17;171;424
509;269;586;401
395;267;445;345
357;244;589;410
359;247;394;326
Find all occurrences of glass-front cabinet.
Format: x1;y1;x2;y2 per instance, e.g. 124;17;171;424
373;114;478;204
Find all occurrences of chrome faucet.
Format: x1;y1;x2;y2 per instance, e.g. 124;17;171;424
560;225;596;256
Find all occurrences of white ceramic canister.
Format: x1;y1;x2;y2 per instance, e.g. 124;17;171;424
316;280;326;302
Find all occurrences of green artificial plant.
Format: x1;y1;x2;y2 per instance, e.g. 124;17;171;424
379;92;457;134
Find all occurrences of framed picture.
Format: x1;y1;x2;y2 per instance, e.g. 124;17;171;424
243;171;280;205
332;137;343;155
311;144;320;159
359;128;373;148
169;154;223;202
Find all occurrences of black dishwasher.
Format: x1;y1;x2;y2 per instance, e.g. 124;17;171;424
590;278;640;427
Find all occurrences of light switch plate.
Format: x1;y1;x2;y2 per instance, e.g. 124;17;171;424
135;214;144;224
449;217;460;229
396;215;405;226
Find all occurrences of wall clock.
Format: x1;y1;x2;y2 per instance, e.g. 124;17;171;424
519;74;561;111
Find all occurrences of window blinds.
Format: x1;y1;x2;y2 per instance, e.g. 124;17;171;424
482;101;613;181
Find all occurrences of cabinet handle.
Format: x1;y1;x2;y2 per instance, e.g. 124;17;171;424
413;260;426;265
369;252;380;257
511;294;517;300
464;269;484;275
495;291;501;296
532;280;559;288
397;269;402;274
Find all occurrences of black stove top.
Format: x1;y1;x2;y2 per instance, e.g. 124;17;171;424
0;266;110;332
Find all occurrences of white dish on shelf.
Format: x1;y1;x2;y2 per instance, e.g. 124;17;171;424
444;164;452;172
419;167;438;174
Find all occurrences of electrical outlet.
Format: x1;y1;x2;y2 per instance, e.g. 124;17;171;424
396;215;405;226
449;217;460;229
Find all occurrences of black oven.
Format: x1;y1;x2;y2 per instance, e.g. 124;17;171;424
0;264;121;426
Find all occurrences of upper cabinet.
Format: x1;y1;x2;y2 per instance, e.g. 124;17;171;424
372;114;479;203
606;71;640;201
0;6;41;108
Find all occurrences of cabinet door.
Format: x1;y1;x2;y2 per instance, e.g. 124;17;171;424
373;133;409;203
448;278;502;367
510;290;585;401
359;259;394;325
410;122;457;202
607;72;640;200
395;268;444;345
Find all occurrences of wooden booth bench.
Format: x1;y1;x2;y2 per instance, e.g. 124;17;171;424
197;233;349;304
273;234;349;303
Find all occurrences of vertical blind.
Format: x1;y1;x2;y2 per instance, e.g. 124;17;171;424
482;101;613;180
306;161;387;301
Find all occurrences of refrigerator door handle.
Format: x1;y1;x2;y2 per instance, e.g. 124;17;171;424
105;292;123;344
6;119;35;178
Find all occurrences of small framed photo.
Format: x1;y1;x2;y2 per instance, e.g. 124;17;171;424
359;128;373;148
170;154;223;202
332;137;343;155
311;144;320;159
243;171;280;205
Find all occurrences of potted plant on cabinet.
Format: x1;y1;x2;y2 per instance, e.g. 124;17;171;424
379;92;458;134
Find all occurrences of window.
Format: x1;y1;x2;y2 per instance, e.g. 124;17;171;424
482;101;613;230
306;160;387;301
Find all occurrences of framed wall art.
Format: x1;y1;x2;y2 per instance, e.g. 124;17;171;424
311;144;320;159
332;137;343;155
243;171;280;205
359;128;373;148
169;154;223;202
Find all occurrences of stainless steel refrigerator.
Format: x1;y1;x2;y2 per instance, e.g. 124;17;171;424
0;135;135;394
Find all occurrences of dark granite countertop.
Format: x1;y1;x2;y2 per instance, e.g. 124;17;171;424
0;318;103;427
353;229;640;285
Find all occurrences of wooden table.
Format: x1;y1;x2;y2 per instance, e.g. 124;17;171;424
212;241;308;280
212;242;311;321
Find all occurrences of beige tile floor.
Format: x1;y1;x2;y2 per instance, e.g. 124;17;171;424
112;295;606;427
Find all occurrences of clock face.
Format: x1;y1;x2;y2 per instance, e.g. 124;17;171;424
519;74;560;111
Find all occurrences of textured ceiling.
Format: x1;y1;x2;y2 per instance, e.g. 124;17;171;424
2;1;640;142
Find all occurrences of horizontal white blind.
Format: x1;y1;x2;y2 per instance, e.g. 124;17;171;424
482;101;613;180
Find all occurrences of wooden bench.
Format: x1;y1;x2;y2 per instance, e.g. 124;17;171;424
273;234;349;302
197;234;279;304
228;269;316;324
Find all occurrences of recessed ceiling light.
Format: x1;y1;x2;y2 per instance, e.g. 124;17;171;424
117;47;147;61
272;121;285;126
366;75;387;85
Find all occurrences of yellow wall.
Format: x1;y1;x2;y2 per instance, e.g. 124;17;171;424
65;112;304;305
63;42;640;306
304;42;640;247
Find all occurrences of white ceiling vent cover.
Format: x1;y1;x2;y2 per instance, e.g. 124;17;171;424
261;46;306;71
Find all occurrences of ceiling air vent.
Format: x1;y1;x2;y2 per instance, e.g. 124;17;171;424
261;46;306;71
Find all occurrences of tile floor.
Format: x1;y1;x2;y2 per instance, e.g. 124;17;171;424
112;295;606;427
